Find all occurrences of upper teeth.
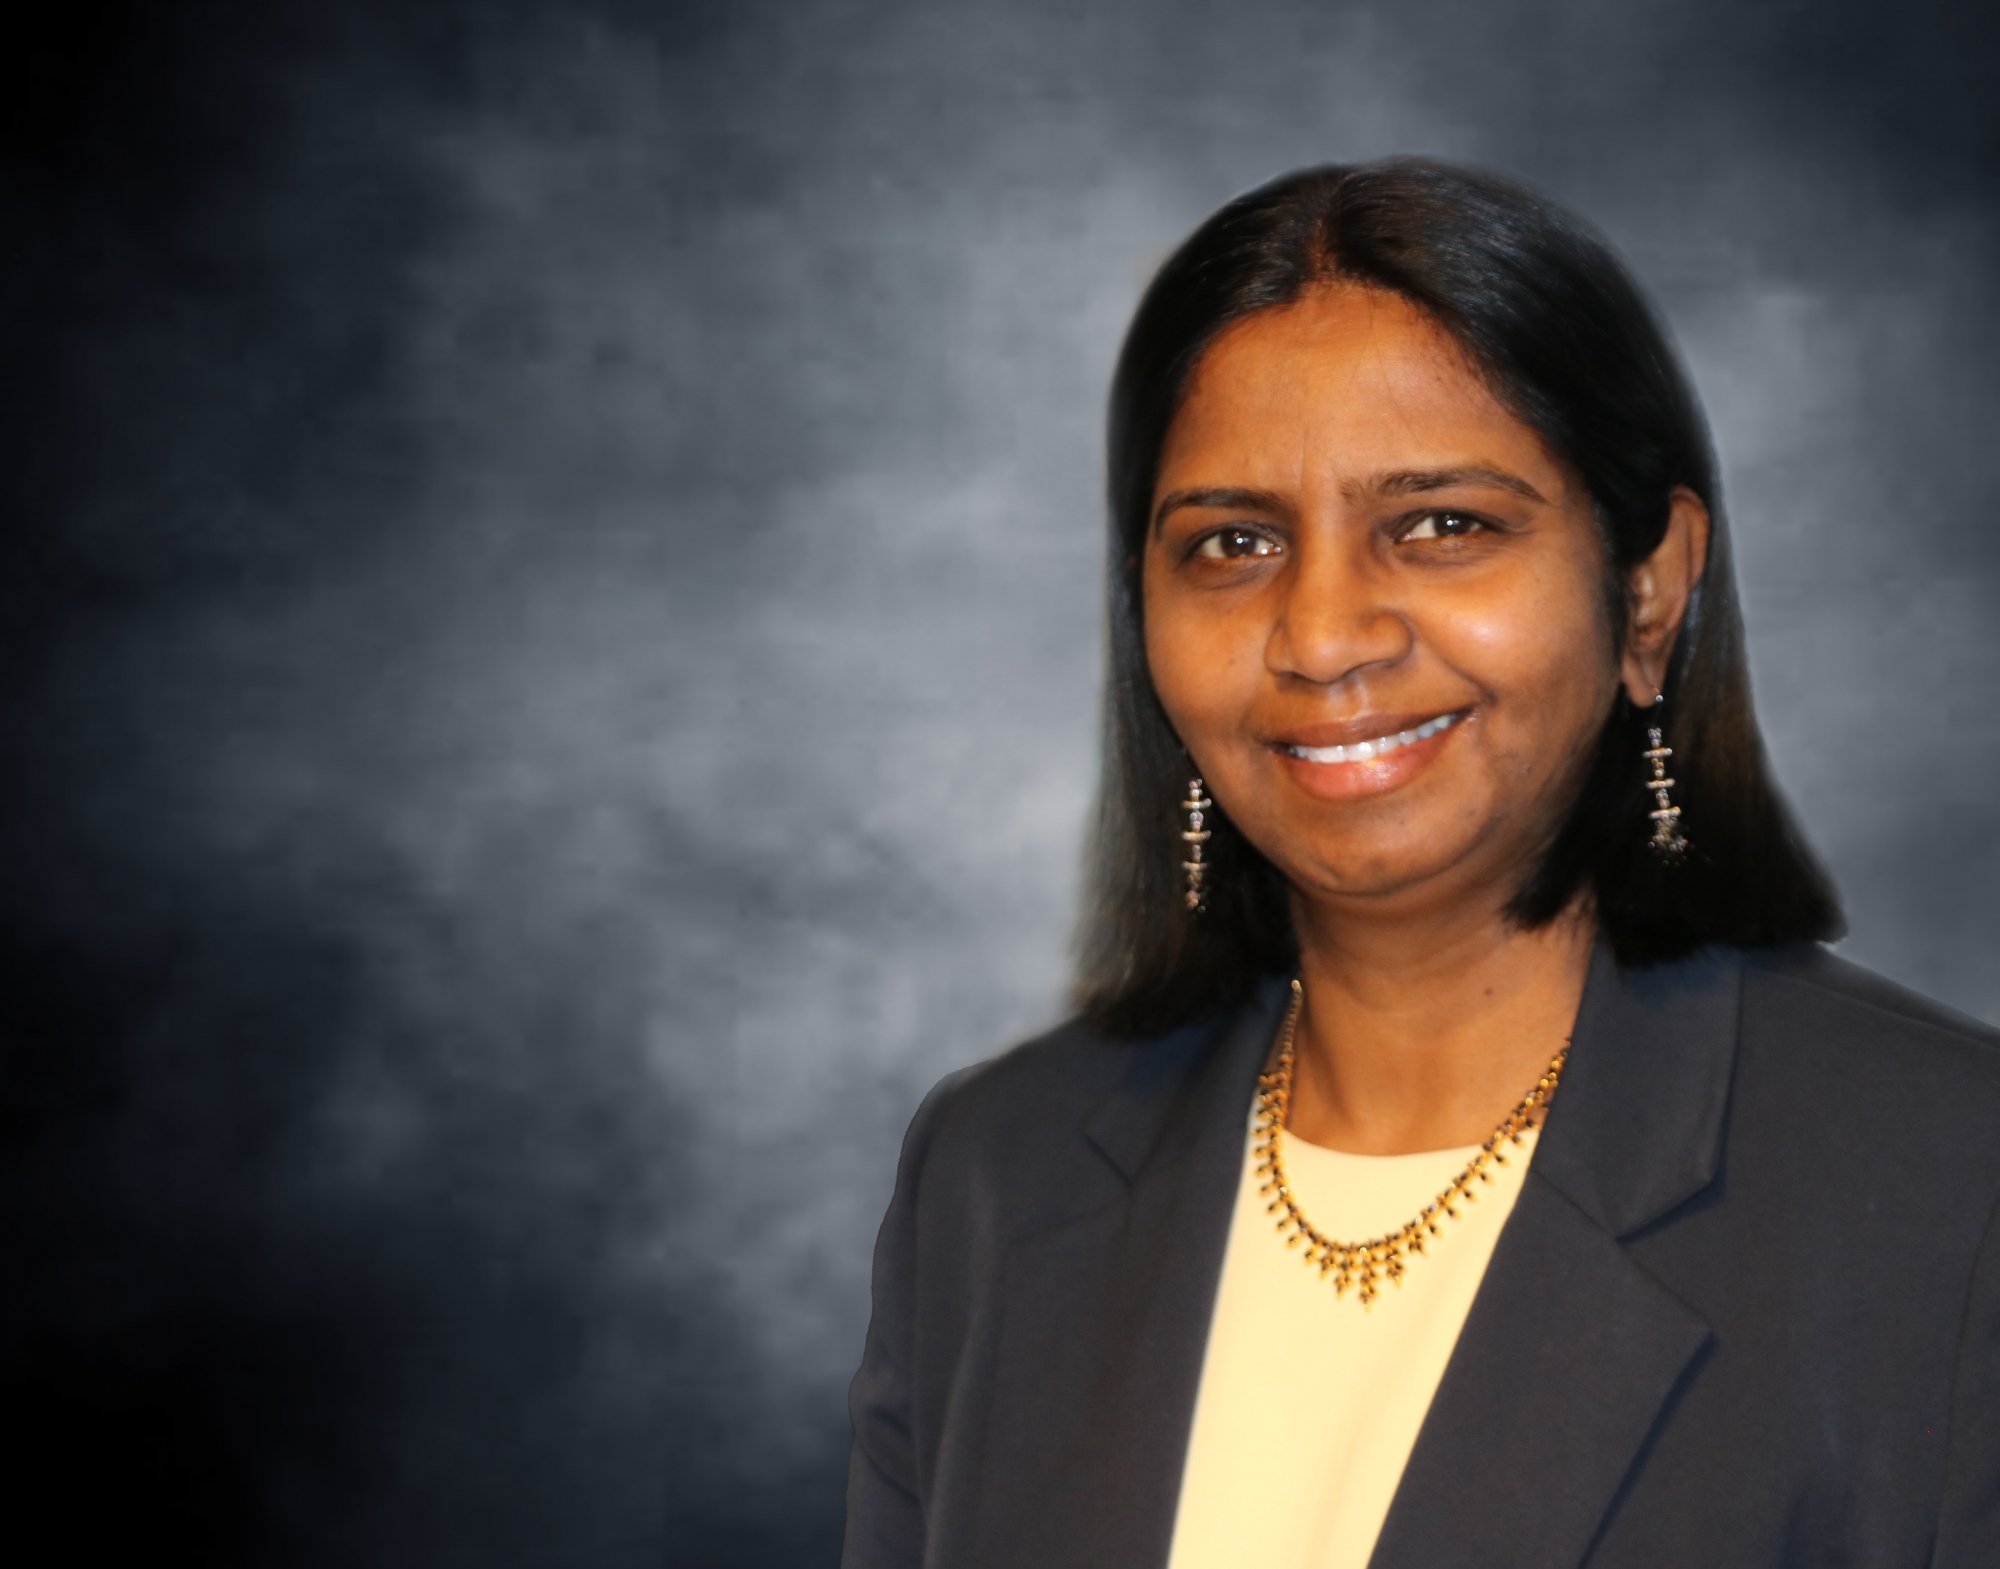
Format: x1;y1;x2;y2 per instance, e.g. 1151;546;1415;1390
1287;711;1461;764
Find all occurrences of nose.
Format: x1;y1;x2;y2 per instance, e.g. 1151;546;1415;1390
1265;534;1413;688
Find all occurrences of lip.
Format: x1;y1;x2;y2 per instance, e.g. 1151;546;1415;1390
1271;707;1471;802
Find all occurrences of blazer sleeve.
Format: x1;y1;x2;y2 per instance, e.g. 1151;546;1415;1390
841;1068;967;1569
1935;1189;2000;1565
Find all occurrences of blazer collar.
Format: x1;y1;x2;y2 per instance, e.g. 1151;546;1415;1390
1371;943;1742;1569
1081;942;1742;1231
964;975;1290;1569
1081;972;1293;1186
1532;941;1743;1236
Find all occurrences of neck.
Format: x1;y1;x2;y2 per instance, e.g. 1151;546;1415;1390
1282;883;1595;1155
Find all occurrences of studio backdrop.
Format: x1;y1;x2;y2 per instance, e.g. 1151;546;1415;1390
3;1;1996;1564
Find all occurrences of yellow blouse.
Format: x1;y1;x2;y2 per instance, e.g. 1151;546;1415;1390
1166;1115;1539;1569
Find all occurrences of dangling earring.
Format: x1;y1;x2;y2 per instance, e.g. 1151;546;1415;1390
1181;776;1212;913
1642;694;1688;858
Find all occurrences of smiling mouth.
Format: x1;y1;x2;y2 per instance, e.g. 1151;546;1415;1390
1280;710;1466;765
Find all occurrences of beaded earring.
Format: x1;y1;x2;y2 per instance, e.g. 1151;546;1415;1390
1180;777;1212;913
1642;694;1688;858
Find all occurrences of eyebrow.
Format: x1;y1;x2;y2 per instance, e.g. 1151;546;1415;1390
1363;466;1548;504
1152;467;1548;532
1151;486;1289;533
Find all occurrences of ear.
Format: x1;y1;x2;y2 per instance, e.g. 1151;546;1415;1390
1620;487;1710;707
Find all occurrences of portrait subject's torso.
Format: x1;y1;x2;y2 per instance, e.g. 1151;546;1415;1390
848;945;2000;1568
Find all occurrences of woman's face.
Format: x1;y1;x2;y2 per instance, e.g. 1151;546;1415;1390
1144;285;1625;915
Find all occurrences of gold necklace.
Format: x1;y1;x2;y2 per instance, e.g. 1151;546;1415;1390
1254;978;1568;1305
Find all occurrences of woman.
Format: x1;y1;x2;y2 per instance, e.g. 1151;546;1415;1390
842;160;2000;1569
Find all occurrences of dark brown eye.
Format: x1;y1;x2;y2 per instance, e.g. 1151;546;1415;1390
1400;511;1484;542
1195;528;1279;560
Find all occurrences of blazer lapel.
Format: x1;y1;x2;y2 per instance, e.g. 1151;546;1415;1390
967;978;1289;1569
1369;945;1743;1569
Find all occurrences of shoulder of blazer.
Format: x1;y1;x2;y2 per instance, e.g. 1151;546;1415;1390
1731;944;2000;1178
1742;942;2000;1051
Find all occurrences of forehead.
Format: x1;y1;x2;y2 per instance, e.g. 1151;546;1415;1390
1159;284;1559;494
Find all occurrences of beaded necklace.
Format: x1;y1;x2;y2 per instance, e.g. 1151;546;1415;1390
1254;978;1568;1305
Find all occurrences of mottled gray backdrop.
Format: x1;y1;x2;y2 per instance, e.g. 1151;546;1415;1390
3;0;1996;1563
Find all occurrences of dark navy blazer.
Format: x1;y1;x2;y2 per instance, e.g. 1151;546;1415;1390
842;944;2000;1568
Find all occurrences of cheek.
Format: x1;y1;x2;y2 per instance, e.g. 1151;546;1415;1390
1142;574;1262;737
1143;606;1208;735
1439;558;1615;734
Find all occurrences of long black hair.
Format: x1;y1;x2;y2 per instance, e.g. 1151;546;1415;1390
1073;158;1842;1037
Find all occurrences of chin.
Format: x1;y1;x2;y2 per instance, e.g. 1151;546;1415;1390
1281;834;1484;904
